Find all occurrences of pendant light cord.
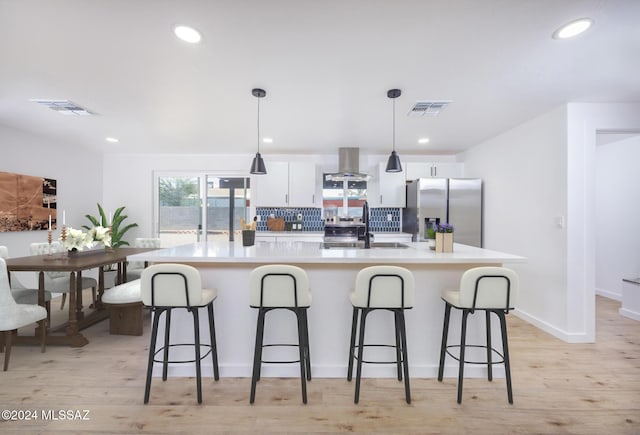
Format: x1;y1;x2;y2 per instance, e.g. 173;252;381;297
257;97;261;153
392;97;396;152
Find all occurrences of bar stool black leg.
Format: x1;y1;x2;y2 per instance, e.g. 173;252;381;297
394;310;403;381
498;310;514;404
207;303;219;381
457;309;470;404
192;308;202;404
144;308;162;404
486;310;493;382
162;309;172;381
250;309;266;404
256;309;267;382
399;310;411;404
347;307;359;381
296;309;308;404
354;308;369;404
438;303;452;381
302;309;311;381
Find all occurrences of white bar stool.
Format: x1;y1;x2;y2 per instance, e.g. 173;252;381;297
437;266;519;403
347;265;415;404
141;264;219;404
249;265;311;404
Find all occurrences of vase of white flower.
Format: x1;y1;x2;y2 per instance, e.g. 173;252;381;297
59;226;112;253
60;227;93;252
88;226;112;249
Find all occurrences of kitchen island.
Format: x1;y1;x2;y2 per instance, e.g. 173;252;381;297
128;240;525;379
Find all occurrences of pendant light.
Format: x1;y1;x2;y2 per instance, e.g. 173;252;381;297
385;88;403;173
249;88;267;175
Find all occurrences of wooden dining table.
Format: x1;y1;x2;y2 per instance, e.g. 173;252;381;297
6;247;157;347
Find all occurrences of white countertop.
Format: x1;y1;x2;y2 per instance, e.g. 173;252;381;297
129;240;526;265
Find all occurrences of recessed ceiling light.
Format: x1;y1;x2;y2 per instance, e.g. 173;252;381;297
418;138;430;144
263;138;273;143
552;18;593;39
105;137;119;143
174;25;202;44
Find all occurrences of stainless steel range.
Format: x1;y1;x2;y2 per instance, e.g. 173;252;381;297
323;221;365;242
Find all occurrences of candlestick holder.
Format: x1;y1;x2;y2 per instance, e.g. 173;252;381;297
43;228;57;261
60;225;68;259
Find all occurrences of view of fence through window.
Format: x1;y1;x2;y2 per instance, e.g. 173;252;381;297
157;175;250;246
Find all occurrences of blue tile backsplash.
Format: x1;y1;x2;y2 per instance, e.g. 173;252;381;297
256;207;401;232
256;207;324;231
369;207;401;232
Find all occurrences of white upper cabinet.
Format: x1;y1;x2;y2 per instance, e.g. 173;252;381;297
405;162;464;179
252;162;289;206
288;161;318;206
252;161;318;207
370;162;406;207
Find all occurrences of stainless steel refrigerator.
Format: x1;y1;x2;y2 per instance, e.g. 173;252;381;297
402;178;482;247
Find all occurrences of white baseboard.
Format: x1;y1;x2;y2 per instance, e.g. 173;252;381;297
595;287;622;301
619;308;640;321
513;309;593;343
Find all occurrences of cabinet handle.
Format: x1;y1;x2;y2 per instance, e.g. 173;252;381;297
312;194;315;204
285;193;289;204
380;195;383;204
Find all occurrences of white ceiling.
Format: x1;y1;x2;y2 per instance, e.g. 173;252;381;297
1;0;639;157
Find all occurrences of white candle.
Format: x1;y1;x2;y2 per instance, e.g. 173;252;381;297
49;214;52;230
109;212;112;225
62;210;66;225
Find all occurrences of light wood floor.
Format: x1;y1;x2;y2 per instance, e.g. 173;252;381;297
1;295;639;434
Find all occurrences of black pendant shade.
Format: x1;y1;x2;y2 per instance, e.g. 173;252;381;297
385;88;403;173
249;88;267;175
385;150;403;172
250;152;267;175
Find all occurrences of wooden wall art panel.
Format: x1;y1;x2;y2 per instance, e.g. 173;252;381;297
0;171;57;232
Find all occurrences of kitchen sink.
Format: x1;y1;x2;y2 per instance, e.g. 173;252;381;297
321;241;410;249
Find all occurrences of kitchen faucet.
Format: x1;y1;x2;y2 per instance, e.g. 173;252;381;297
361;200;371;249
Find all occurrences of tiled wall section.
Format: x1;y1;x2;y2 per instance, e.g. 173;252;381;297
256;207;324;231
369;207;401;232
255;207;401;232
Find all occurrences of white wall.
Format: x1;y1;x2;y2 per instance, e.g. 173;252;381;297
0;125;103;284
461;106;570;337
595;135;640;299
461;103;640;343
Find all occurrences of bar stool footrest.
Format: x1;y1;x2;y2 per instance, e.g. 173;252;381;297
445;344;505;365
153;343;214;365
352;343;405;365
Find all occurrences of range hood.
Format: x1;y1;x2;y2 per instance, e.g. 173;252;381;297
325;147;369;182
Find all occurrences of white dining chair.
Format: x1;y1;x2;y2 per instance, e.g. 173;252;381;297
126;238;161;281
29;242;98;310
0;257;47;371
0;246;52;326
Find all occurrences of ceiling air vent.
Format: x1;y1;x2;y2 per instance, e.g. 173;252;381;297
30;99;94;116
408;100;452;117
